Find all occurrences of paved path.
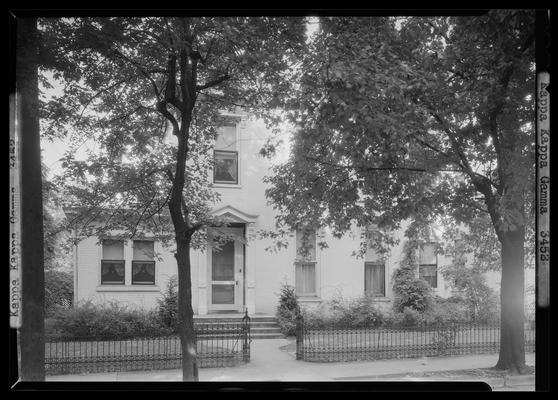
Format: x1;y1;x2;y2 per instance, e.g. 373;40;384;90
47;338;535;389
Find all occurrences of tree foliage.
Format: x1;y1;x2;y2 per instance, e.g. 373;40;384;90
265;11;535;373
392;239;434;313
39;16;306;380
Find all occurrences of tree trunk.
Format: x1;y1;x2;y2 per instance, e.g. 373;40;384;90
495;225;526;373
175;236;199;381
16;17;45;381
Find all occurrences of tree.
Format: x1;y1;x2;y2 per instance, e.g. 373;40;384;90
265;12;535;373
39;17;305;381
16;16;46;381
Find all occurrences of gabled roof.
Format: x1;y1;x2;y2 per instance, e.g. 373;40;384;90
211;205;258;224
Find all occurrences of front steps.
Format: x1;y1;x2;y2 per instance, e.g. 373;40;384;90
194;314;285;339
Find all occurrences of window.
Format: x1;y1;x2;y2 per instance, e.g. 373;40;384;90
101;239;125;285
365;262;385;296
132;240;155;285
214;151;238;184
214;125;238;184
295;229;317;296
419;243;437;288
295;262;316;296
364;229;385;296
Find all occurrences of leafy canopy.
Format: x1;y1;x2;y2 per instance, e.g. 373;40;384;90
39;17;306;246
265;12;535;254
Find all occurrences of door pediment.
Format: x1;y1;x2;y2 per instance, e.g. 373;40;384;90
211;205;258;224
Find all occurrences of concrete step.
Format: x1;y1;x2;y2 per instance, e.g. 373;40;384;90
250;327;283;334
194;314;285;339
249;332;286;339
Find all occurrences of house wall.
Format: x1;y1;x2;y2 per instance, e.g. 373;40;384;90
74;235;191;311
73;115;534;316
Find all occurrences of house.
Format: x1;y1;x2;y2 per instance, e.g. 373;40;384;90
71;112;532;316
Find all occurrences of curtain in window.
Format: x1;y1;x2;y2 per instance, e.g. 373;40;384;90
296;262;316;295
419;243;437;264
102;239;123;259
215;125;237;150
133;240;154;260
419;265;437;288
365;262;385;296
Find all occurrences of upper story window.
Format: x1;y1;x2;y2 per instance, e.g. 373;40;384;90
295;228;317;296
132;240;155;285
364;230;385;297
214;125;238;184
419;243;438;288
101;239;125;285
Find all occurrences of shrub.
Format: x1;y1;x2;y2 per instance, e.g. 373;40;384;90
156;275;179;332
424;296;469;324
329;294;386;327
45;270;73;317
275;283;301;336
47;301;170;339
300;293;387;328
392;241;434;313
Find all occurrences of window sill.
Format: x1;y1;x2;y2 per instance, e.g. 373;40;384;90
212;183;242;189
297;296;322;303
96;285;160;292
366;296;391;302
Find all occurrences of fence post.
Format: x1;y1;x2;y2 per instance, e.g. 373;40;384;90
242;308;251;362
295;311;303;360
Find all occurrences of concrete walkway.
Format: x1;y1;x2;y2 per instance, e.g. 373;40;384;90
47;338;535;389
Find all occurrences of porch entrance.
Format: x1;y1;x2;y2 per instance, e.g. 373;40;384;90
208;226;245;312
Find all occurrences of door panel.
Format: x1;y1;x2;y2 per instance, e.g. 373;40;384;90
208;227;244;311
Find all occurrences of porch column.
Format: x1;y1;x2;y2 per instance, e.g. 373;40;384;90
197;246;208;315
245;225;257;314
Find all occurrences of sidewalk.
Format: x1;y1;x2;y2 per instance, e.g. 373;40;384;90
47;338;535;389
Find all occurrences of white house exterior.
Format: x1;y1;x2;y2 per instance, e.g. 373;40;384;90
71;113;533;316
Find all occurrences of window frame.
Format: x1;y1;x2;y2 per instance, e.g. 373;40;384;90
419;264;438;288
295;261;317;296
131;260;156;285
213;149;239;185
100;259;126;285
132;240;156;285
364;261;386;297
418;243;438;289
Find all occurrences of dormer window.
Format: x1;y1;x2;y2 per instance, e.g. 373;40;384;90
214;125;238;184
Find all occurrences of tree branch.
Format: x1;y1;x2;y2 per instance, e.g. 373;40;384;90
195;74;231;91
78;75;139;121
113;49;163;99
130;192;156;239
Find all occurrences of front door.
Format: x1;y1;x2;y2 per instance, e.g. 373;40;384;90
208;228;244;312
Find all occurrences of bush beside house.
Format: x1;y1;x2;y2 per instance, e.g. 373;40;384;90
275;283;301;336
45;270;73;317
46;301;172;339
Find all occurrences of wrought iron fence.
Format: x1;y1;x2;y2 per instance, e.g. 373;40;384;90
45;312;251;375
296;318;535;362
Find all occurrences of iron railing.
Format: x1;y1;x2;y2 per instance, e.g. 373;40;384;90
45;311;251;375
296;318;535;362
